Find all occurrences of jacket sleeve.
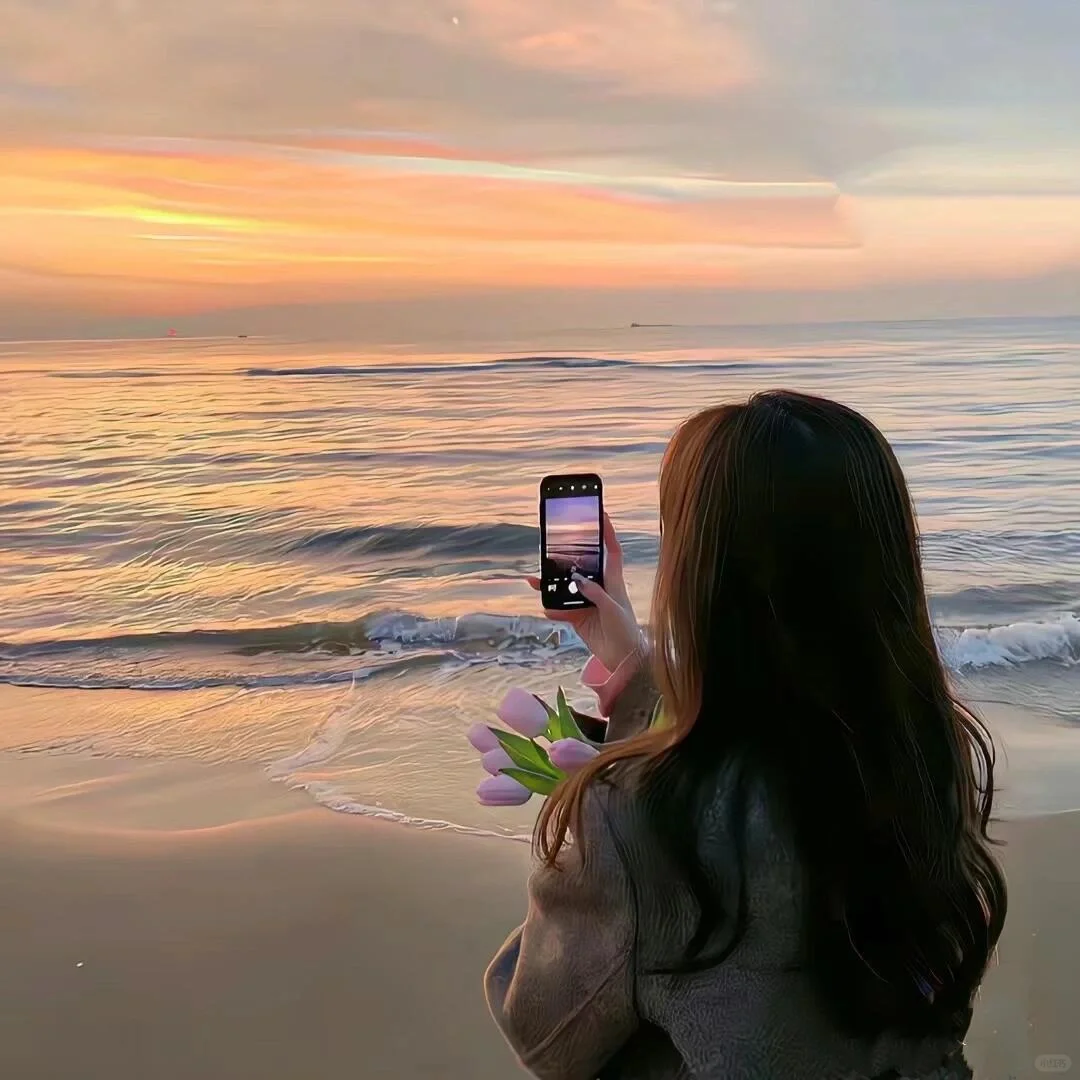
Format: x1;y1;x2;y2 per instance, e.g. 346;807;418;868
601;662;661;744
573;653;662;747
484;789;638;1079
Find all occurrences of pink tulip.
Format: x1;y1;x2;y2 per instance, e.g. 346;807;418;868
477;773;532;806
467;722;501;753
496;688;550;739
548;738;600;773
481;747;514;775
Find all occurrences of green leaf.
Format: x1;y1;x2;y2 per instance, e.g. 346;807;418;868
551;686;587;742
502;768;560;797
649;699;669;731
544;709;560;742
491;727;560;777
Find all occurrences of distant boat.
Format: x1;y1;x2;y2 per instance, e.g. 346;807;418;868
630;323;674;328
167;328;178;337
238;334;249;339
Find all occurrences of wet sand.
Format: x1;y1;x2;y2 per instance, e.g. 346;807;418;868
0;754;1075;1080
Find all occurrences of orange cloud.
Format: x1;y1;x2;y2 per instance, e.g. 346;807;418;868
0;139;851;314
710;193;1080;293
850;195;1080;279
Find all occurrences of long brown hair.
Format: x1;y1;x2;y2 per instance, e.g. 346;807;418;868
537;390;1007;1037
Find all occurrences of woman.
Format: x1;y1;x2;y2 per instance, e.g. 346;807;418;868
484;391;1007;1080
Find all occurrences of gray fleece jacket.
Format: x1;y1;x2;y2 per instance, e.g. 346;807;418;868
484;667;975;1080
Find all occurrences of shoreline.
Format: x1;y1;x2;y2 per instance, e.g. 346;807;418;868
1;684;1077;840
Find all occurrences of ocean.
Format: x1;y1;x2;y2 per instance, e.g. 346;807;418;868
2;317;1078;837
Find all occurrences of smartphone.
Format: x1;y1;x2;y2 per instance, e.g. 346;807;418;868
539;473;604;610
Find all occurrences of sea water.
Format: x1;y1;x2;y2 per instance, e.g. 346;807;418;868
1;317;1078;836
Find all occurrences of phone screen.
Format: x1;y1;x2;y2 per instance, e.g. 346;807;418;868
540;474;603;610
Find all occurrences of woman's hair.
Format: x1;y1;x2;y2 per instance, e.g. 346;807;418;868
537;389;1007;1038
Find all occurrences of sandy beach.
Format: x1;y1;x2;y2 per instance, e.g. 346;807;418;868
0;751;1074;1080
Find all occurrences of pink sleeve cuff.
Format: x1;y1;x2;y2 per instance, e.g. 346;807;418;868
582;651;643;719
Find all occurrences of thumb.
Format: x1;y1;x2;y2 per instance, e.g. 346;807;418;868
571;572;619;611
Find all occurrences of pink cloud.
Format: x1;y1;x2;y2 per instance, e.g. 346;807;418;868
458;0;755;96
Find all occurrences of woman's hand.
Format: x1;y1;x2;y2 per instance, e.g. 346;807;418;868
528;513;641;671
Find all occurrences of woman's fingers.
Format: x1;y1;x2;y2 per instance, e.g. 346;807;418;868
526;575;541;592
570;572;621;614
603;513;623;571
601;513;632;609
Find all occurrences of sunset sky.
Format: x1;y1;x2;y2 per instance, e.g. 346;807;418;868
3;0;1080;339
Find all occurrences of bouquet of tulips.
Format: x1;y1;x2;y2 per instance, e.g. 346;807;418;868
467;687;601;806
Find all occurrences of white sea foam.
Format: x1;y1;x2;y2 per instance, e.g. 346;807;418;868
939;613;1080;669
264;678;360;779
275;777;532;842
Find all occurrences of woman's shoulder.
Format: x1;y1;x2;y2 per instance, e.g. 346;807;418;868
595;754;769;831
591;755;800;898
